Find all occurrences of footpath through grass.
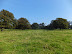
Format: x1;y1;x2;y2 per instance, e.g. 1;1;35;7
0;29;72;54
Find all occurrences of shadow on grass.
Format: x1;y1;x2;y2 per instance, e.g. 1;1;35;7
0;47;3;54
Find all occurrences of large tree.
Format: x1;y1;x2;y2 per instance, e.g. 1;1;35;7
50;18;69;29
0;9;15;28
18;18;31;29
31;23;39;29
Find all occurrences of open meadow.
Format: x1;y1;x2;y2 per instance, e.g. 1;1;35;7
0;29;72;54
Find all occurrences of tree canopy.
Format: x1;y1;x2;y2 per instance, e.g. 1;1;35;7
49;18;69;29
39;23;45;29
31;23;39;29
17;18;31;29
0;9;71;30
0;9;15;28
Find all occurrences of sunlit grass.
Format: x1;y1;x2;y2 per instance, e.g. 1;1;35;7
0;29;72;54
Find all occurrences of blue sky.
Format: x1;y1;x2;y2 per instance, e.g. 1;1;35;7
0;0;72;25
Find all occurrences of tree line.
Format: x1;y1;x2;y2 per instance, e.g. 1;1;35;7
0;9;72;30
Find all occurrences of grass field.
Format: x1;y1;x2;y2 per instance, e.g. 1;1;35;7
0;29;72;54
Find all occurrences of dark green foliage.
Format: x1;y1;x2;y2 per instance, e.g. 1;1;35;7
70;25;72;29
31;23;39;29
0;9;15;29
46;25;54;30
13;19;18;29
39;23;45;29
0;9;70;30
49;18;69;29
69;21;72;29
17;18;31;29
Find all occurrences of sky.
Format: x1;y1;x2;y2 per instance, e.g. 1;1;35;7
0;0;72;25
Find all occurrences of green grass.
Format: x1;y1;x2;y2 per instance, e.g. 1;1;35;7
0;29;72;54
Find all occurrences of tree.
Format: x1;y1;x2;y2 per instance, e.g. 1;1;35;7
69;21;72;29
31;23;39;29
50;18;69;29
39;23;45;29
0;9;15;29
13;19;18;29
69;21;72;25
70;25;72;29
18;18;31;29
